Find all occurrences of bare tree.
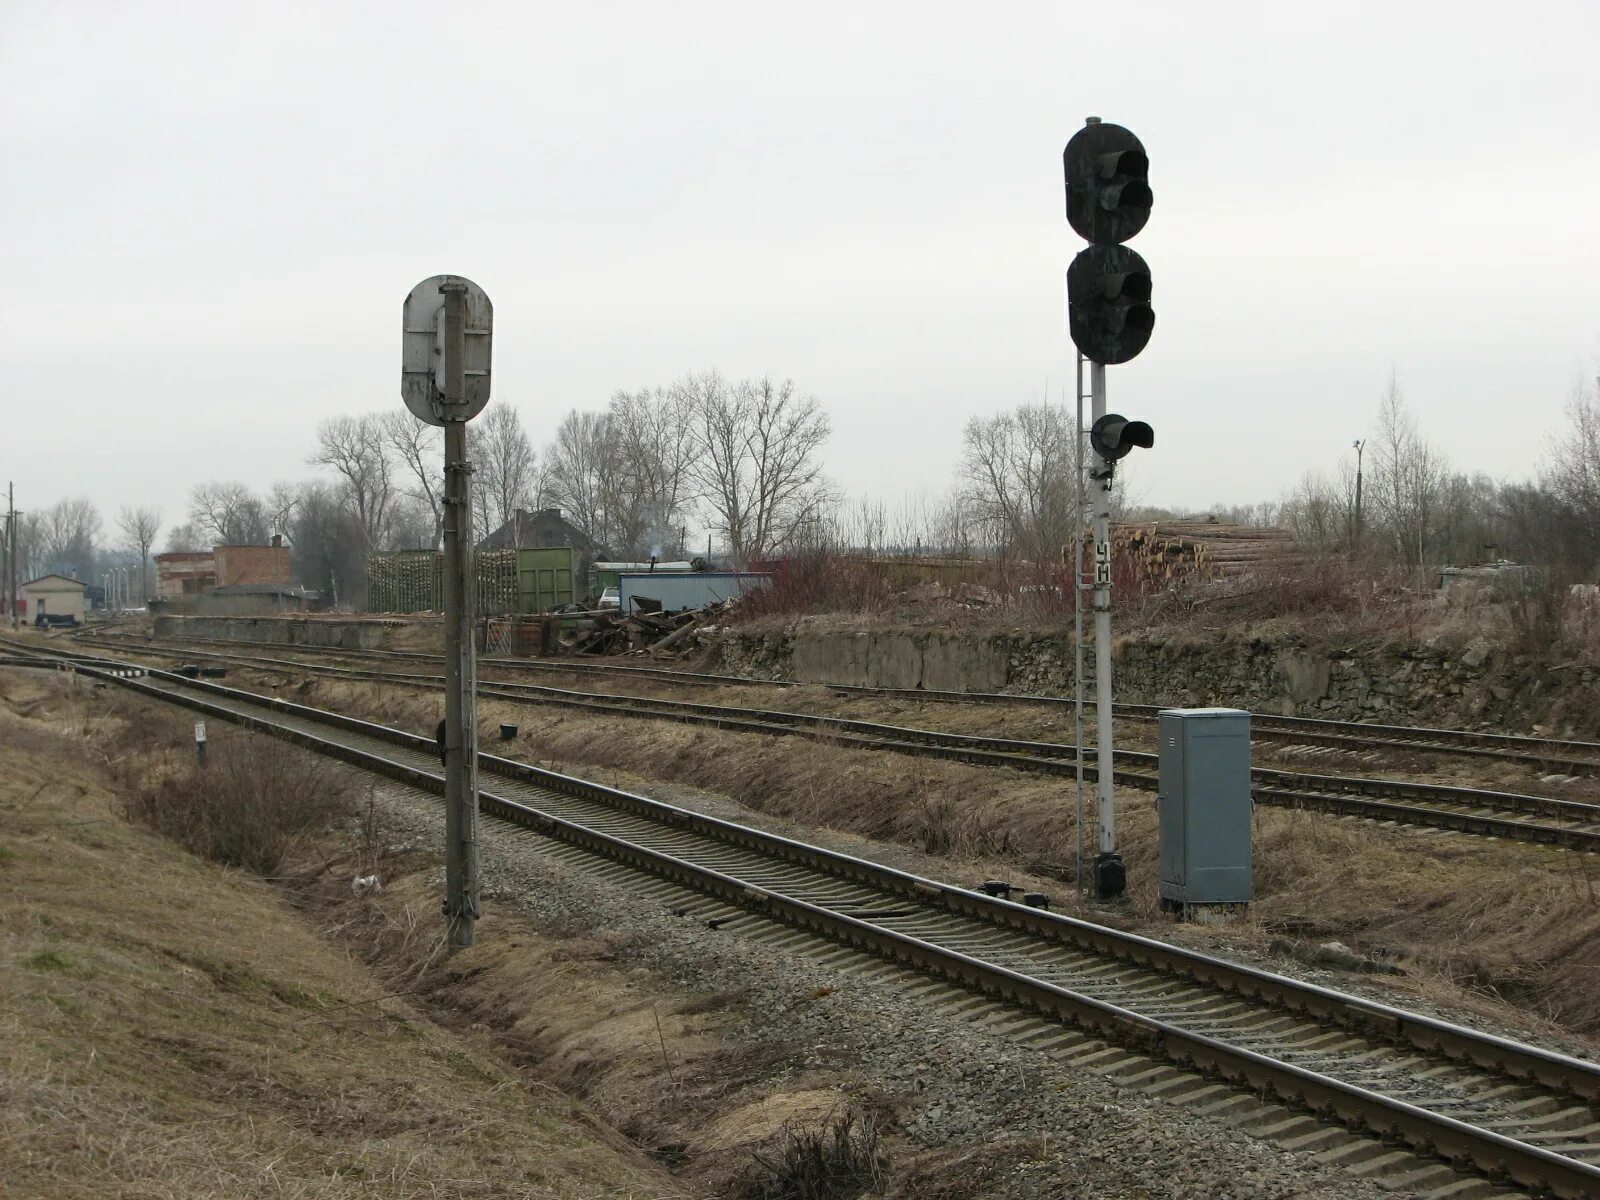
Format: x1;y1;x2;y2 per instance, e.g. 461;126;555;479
684;373;832;563
189;481;269;545
290;481;364;606
1539;376;1600;573
1279;470;1344;550
15;512;45;582
471;404;540;536
959;404;1074;562
543;409;614;549
1369;378;1448;571
309;414;393;553
606;387;697;557
117;505;162;603
265;481;301;542
37;498;102;578
163;521;205;553
381;411;444;548
386;495;438;550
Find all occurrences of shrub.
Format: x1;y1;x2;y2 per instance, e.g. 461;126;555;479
734;550;897;620
123;736;352;875
740;1111;887;1200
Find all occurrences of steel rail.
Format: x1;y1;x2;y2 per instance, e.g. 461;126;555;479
56;636;1600;853
79;628;1600;776
19;651;1600;1199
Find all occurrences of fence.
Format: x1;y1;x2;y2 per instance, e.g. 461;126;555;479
366;549;519;616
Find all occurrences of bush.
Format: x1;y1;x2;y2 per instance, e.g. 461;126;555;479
734;551;897;620
740;1111;887;1200
123;736;352;875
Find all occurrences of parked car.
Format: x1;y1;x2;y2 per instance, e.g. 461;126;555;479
597;586;620;611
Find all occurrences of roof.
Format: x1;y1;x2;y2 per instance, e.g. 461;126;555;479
478;508;600;553
21;574;89;591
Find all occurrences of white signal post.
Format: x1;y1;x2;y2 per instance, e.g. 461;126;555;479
1064;113;1155;900
1088;361;1118;882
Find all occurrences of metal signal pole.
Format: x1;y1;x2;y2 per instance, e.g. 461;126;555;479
1088;362;1124;898
400;273;494;948
1073;355;1088;895
440;280;481;949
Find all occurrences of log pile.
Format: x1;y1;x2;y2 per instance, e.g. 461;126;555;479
1111;521;1297;585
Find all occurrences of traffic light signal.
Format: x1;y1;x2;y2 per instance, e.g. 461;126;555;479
1063;121;1151;246
1064;120;1154;366
1089;413;1154;462
1067;245;1154;365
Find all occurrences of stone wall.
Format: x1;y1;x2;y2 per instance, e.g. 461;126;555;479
153;615;392;650
707;625;1600;736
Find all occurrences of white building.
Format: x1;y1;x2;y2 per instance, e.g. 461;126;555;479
20;574;89;625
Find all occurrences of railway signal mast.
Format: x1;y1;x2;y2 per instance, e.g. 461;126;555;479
1065;118;1156;900
401;274;495;948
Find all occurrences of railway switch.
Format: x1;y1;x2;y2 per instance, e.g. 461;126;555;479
1157;708;1252;920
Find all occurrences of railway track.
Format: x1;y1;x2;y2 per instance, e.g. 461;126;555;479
6;646;1599;1197
78;629;1600;778
53;634;1600;854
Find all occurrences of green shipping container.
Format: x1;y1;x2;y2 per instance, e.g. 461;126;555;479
517;546;578;612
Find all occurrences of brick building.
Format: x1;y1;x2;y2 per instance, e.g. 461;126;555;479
154;551;216;598
214;542;292;588
155;537;293;600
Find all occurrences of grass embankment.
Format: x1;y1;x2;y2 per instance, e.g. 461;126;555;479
290;675;1600;1046
0;668;679;1199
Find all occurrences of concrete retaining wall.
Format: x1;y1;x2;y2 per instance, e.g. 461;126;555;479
153;615;392;650
707;624;1600;736
790;632;1009;691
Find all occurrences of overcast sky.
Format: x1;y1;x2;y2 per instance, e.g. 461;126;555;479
4;1;1598;542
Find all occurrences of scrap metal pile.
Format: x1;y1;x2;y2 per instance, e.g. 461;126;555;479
562;600;729;657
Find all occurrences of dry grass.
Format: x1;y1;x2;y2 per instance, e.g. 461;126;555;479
0;671;679;1199
738;1110;886;1200
294;848;882;1199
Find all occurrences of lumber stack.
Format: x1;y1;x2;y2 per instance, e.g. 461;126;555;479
1111;521;1297;585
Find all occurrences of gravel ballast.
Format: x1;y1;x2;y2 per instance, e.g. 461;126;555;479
356;770;1460;1200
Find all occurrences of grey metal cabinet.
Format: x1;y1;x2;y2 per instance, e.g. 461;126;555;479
1158;708;1252;912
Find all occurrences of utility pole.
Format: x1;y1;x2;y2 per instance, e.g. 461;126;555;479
5;483;18;629
401;274;494;950
1352;439;1365;551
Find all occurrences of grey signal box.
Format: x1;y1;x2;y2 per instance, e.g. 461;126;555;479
1158;708;1252;914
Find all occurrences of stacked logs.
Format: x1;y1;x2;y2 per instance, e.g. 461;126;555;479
1110;521;1297;587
